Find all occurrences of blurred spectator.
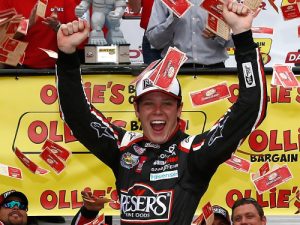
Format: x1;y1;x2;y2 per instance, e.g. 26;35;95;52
0;190;28;225
71;190;110;225
146;0;234;68
231;198;267;225
0;0;82;69
128;0;162;64
195;205;231;225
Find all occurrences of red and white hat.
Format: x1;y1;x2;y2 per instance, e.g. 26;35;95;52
134;76;182;102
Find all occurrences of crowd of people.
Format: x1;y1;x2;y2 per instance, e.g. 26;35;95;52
0;0;235;68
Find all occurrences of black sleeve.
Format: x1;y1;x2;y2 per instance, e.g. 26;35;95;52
71;206;99;225
55;50;125;173
188;30;267;184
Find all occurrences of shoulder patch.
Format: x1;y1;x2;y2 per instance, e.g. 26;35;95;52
179;135;196;152
120;131;143;148
242;62;256;88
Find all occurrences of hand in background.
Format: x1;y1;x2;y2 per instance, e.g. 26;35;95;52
28;3;38;29
81;190;110;212
43;7;61;32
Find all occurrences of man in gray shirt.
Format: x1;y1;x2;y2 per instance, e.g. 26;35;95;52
146;0;234;68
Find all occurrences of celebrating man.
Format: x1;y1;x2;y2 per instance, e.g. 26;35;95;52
55;0;267;224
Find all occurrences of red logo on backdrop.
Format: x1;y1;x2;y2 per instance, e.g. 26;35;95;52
285;52;300;64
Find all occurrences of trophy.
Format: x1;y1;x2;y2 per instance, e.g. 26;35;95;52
75;0;130;64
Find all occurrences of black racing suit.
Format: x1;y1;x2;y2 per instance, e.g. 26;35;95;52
56;30;267;225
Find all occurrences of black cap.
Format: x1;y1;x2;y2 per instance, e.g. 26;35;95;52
0;190;28;207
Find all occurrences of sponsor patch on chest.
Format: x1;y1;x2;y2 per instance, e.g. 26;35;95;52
120;152;139;169
120;183;173;223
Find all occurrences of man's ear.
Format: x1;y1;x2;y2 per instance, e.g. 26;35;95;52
261;216;267;225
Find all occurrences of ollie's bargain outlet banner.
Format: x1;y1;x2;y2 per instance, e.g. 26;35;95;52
122;1;300;66
0;73;299;216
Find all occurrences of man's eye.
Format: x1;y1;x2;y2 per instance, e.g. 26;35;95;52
234;217;241;222
163;101;173;106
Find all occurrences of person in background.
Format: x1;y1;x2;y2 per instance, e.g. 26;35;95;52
0;190;28;225
0;0;83;69
199;205;231;225
146;0;234;68
55;0;267;223
71;190;110;225
231;198;267;225
128;0;162;64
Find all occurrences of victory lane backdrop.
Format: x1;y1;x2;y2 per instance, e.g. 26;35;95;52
0;73;300;216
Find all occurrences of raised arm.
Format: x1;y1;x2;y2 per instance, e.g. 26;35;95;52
186;0;267;190
55;20;122;170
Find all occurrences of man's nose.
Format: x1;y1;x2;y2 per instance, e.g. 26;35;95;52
153;104;163;114
12;205;20;210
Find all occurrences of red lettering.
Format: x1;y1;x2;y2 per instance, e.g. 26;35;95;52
110;84;125;104
59;190;70;209
226;189;243;208
248;130;268;152
28;121;48;144
71;190;82;209
226;188;296;210
92;85;106;103
40;190;57;210
64;123;77;143
40;85;57;105
278;87;291;103
269;130;282;151
269;188;276;208
257;194;269;207
296;87;300;103
270;86;278;103
227;84;239;103
49;121;63;142
129;50;142;59
277;189;290;208
283;130;298;151
270;86;292;103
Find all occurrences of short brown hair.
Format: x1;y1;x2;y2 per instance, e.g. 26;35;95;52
231;198;264;221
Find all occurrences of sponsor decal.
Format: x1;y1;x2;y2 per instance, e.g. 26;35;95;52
90;122;114;139
145;143;160;149
153;160;166;166
150;170;178;181
120;152;139;169
120;183;173;223
242;62;256;88
285;52;300;64
165;144;177;154
143;78;154;90
135;156;147;173
151;164;178;172
120;131;143;148
133;144;146;155
208;116;229;146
